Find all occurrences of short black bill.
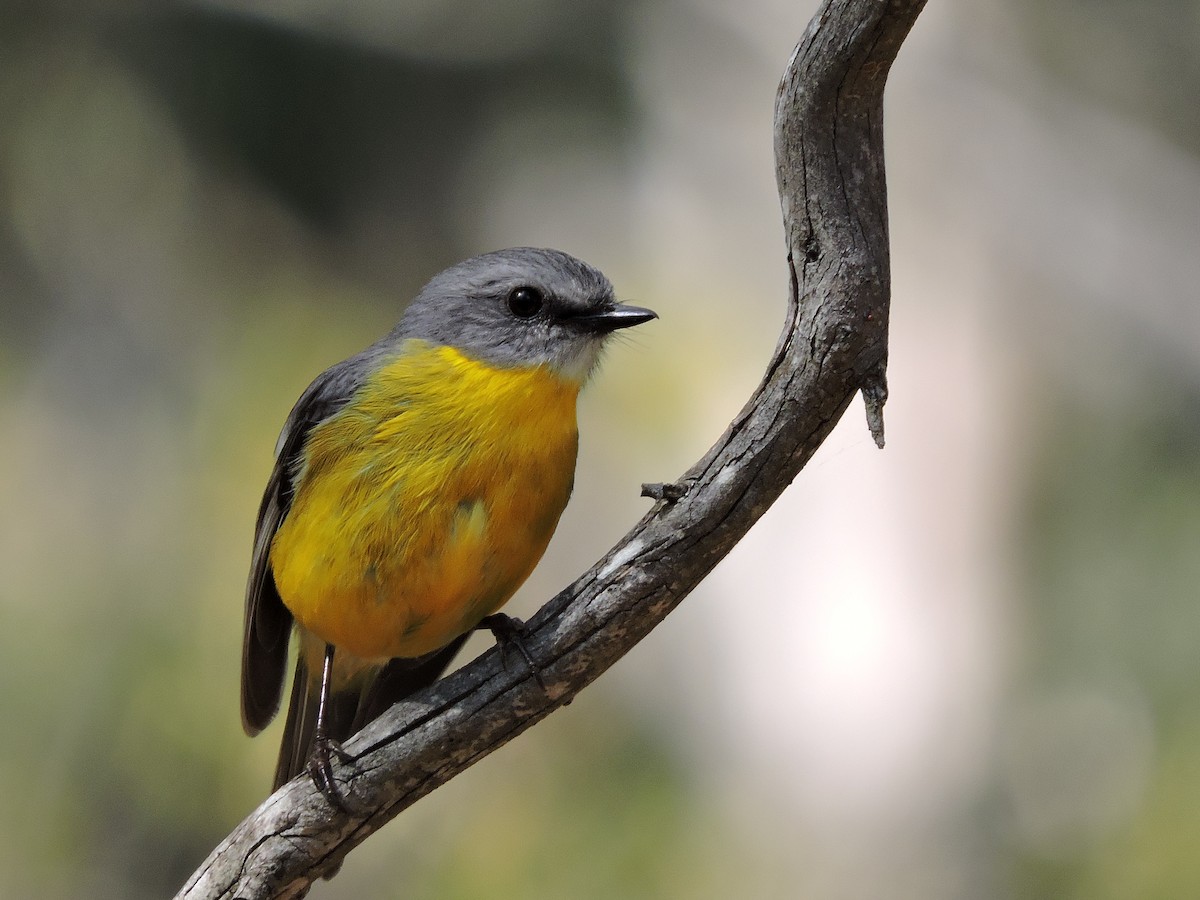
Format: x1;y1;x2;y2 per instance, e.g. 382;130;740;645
570;303;658;333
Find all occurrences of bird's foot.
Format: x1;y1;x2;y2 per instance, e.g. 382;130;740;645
477;614;547;692
307;733;361;815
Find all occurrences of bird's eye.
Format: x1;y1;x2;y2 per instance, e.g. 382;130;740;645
506;286;544;319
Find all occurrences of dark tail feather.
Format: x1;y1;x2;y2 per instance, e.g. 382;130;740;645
351;633;471;732
272;652;361;791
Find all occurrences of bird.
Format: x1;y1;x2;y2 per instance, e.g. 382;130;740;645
240;247;656;804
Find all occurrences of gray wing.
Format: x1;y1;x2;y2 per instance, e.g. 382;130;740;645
239;350;379;735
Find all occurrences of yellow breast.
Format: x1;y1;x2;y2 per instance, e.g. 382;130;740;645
270;340;580;661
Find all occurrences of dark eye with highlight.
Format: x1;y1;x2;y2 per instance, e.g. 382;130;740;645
506;286;544;319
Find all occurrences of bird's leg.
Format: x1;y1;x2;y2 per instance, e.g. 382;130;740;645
307;643;355;812
477;614;547;692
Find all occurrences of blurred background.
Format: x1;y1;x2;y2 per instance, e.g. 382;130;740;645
2;0;1199;897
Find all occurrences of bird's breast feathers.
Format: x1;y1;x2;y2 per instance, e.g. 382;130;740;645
270;340;580;660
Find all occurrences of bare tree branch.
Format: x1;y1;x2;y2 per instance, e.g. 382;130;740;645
178;1;927;896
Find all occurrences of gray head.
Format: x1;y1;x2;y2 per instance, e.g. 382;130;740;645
394;248;655;383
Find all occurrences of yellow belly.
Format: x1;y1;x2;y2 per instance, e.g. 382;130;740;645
270;340;580;661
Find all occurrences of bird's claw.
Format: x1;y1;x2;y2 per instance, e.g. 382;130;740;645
477;613;548;692
306;733;361;815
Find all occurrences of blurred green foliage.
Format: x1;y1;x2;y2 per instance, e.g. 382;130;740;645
1004;362;1200;898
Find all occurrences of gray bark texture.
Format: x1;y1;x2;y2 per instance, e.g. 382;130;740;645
178;0;927;896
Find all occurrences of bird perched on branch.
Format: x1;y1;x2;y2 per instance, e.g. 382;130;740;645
240;247;656;804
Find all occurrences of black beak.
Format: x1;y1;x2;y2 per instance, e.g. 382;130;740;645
571;302;658;333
